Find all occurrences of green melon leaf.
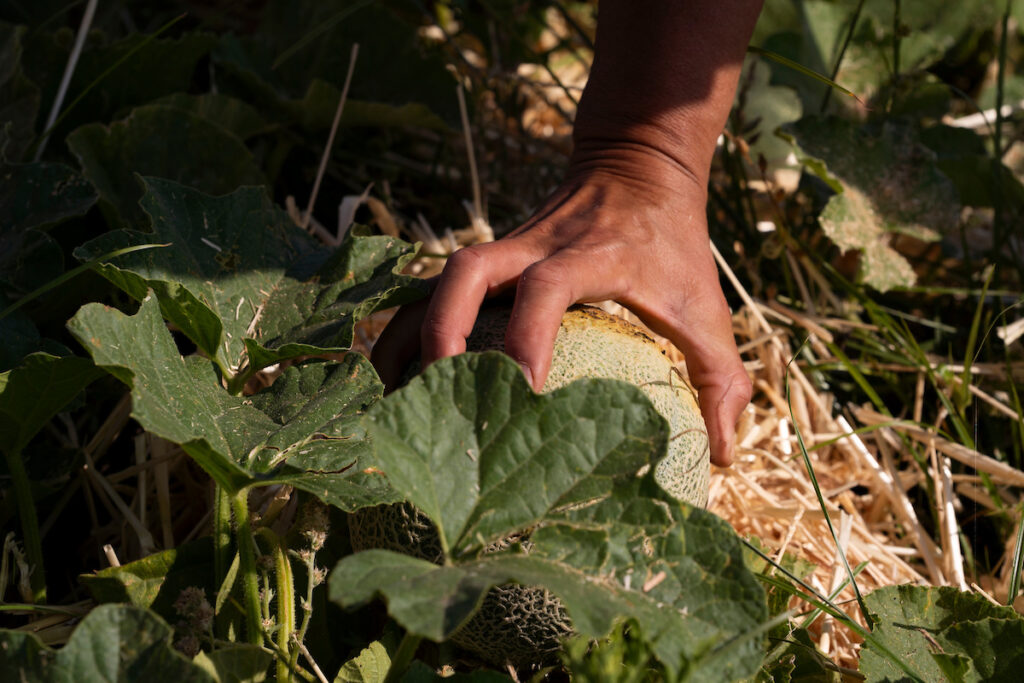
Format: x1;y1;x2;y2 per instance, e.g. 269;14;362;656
0;352;103;457
940;617;1024;681
860;585;1024;682
0;226;63;295
0;23;40;163
331;549;757;682
73;178;318;372
537;479;767;647
66;104;264;229
291;79;448;132
22;31;215;149
782;117;956;291
194;646;273;683
334;641;390;683
0;161;97;230
334;353;767;681
362;352;668;555
0;604;215;682
153;93;273;140
759;628;840;683
67;294;398;508
81;538;215;618
401;661;512;682
74;178;425;379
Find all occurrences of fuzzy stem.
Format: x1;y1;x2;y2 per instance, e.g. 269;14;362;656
232;490;262;645
383;632;422;683
259;529;296;682
3;450;45;603
225;367;253;397
288;550;318;675
213;485;233;635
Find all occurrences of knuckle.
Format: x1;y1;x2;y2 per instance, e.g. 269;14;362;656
443;245;489;275
718;371;752;409
521;259;572;290
730;371;754;405
420;313;448;339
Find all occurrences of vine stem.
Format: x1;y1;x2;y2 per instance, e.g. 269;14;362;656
3;450;45;603
383;632;422;683
232;489;263;645
288;550;318;675
213;485;233;636
258;529;296;682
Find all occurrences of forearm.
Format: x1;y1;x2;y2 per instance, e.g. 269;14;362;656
572;0;764;189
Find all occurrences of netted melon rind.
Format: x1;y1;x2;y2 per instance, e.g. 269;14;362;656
467;305;709;507
347;504;568;668
449;583;573;668
348;502;443;563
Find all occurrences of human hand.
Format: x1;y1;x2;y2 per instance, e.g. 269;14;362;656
371;147;751;467
373;0;762;466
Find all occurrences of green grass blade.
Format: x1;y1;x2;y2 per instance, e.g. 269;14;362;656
3;449;46;602
747;45;863;105
271;0;377;69
958;265;994;410
820;0;867;112
824;339;888;413
1009;504;1024;606
750;557;924;682
808;420;900;452
28;14;186;159
0;243;169;322
784;345;872;630
1007;371;1024;606
761;559;868;667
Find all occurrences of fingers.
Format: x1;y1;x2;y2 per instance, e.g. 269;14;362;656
504;249;625;390
420;239;543;365
642;275;751;468
370;298;429;391
695;364;752;468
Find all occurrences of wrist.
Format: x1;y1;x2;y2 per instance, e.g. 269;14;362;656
569;116;713;196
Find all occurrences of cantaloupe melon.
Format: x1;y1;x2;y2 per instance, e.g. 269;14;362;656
349;305;709;668
465;305;709;506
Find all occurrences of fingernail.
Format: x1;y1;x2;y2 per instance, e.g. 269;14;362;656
517;362;535;390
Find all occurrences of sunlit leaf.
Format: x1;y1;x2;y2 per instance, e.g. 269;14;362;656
362;352;667;555
783;117;954;291
332;353;767;681
81;538;216;621
75;178;425;377
68;294;397;508
860;585;1024;682
334;641;390;683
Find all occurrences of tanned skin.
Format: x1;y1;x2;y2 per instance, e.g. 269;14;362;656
373;1;765;467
